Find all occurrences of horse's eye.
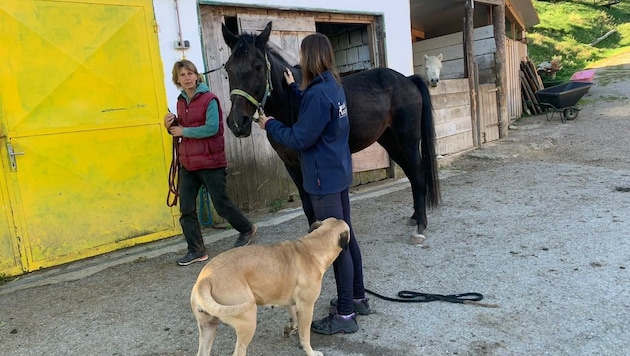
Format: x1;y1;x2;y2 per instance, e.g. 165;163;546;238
255;64;262;71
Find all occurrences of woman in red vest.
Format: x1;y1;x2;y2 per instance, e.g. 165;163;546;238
164;59;257;266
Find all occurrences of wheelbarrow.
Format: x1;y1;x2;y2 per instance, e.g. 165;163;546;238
534;81;593;123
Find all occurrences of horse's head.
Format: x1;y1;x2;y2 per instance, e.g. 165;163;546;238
424;53;443;87
222;21;273;137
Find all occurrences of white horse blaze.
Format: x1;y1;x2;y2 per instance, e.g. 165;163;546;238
424;53;443;87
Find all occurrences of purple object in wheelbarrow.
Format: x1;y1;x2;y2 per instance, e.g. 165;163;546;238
535;81;593;123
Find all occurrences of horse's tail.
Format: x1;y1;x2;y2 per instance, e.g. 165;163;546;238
407;75;441;208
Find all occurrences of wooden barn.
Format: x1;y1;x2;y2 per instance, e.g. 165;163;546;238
0;0;539;277
186;0;540;220
411;0;539;158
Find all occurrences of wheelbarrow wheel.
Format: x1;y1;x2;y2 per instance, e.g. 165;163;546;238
563;107;579;121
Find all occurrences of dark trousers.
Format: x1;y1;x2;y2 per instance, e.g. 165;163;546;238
178;166;252;254
309;188;366;315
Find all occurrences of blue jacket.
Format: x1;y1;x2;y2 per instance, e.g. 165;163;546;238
266;70;352;195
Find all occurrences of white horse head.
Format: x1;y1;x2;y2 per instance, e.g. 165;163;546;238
424;53;443;87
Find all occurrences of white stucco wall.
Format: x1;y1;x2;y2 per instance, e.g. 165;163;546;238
153;0;412;109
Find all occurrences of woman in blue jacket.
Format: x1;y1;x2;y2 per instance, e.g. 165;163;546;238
258;33;371;335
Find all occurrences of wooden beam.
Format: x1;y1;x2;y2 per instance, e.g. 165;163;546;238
411;28;425;41
493;4;509;138
505;0;527;32
475;0;505;5
464;1;479;148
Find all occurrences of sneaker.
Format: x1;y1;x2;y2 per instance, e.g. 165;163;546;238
311;312;358;335
330;297;373;315
176;252;209;266
234;224;257;247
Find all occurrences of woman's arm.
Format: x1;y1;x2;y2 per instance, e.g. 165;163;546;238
181;99;220;138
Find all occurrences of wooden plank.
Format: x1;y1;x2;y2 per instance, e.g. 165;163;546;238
413;32;496;81
474;38;497;56
473;24;496;40
478;83;499;143
427;78;469;95
476;53;496;70
351;143;389;172
476;0;504;6
239;16;316;33
413;31;463;51
352;169;388;186
434;117;473;139
411;28;425;41
433;105;472;125
478;68;497;85
520;70;539;115
505;38;524;120
431;92;472;110
413;43;462;65
436;131;474;156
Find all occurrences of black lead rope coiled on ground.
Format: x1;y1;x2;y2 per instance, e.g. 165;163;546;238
364;288;500;308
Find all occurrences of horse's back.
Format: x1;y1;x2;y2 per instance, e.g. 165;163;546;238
339;67;425;152
342;67;408;89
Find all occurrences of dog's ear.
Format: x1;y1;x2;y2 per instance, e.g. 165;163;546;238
308;220;323;233
338;231;350;249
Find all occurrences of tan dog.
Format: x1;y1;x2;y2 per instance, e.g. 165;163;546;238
191;217;350;356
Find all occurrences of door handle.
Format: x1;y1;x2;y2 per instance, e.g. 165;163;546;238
7;142;24;171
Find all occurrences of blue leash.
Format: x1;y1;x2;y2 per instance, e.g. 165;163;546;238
198;186;213;226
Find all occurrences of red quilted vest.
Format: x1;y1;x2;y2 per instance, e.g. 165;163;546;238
176;91;227;171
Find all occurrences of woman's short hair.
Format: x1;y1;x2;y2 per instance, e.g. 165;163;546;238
171;59;204;88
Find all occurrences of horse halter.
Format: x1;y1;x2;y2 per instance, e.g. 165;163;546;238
230;51;273;119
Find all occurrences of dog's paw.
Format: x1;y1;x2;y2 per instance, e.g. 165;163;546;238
311;351;324;356
283;321;297;337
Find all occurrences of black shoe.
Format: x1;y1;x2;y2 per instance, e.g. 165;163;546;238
234;224;257;247
176;252;208;266
330;297;373;315
311;312;358;335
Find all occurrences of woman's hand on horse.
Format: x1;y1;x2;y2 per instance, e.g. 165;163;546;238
257;114;273;130
283;67;295;85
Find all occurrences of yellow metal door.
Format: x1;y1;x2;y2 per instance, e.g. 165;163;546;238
0;143;22;276
0;0;178;275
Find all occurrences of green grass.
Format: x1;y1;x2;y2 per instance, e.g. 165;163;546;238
528;0;630;83
0;273;18;286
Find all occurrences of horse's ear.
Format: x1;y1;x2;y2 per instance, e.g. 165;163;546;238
437;53;443;61
256;21;272;47
424;54;429;61
222;22;239;49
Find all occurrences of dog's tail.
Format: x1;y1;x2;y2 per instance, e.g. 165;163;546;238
193;281;255;316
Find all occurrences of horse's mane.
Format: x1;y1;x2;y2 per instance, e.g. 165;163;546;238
231;30;298;69
267;42;299;66
229;33;256;57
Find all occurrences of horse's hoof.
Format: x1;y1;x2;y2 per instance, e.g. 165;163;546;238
407;230;426;245
406;218;417;227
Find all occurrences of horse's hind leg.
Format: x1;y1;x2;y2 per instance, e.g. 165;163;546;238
377;130;427;243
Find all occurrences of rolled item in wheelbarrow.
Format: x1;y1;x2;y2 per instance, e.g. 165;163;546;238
570;69;595;83
535;81;593;109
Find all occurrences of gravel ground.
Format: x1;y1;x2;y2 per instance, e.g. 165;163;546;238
1;61;628;356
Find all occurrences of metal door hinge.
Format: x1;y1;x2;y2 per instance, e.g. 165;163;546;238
7;142;24;171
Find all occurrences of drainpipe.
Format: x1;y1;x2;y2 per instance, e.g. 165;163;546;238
174;0;189;57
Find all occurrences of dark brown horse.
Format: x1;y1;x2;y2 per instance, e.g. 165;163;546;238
221;22;440;243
